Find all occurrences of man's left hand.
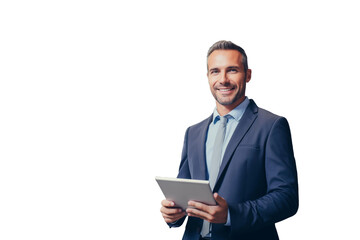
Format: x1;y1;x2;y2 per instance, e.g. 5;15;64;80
186;193;228;224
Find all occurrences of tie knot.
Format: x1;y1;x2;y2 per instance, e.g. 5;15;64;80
219;116;227;126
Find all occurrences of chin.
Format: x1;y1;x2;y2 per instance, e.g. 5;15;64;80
216;98;236;106
216;95;244;107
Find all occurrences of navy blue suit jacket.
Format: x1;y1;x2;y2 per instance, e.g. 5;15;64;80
170;100;298;240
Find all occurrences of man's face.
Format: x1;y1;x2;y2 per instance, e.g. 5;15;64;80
207;50;251;110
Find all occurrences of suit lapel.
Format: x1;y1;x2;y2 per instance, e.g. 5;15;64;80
214;100;259;191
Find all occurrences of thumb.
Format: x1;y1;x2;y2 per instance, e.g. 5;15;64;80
214;193;226;206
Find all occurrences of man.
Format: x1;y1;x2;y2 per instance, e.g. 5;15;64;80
160;40;298;240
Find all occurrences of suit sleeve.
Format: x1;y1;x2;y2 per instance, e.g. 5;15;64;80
167;127;191;228
177;127;192;179
228;117;299;234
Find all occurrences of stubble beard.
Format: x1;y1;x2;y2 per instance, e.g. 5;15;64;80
211;79;246;107
213;88;244;106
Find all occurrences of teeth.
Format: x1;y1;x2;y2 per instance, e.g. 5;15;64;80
219;89;231;92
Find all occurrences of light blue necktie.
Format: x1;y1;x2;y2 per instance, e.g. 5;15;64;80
201;116;227;237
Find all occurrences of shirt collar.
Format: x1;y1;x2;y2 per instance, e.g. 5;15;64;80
212;97;250;124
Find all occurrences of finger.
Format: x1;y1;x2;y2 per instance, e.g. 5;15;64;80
213;193;226;206
188;201;210;212
161;199;175;207
163;211;186;223
186;207;212;221
162;211;186;219
160;206;183;215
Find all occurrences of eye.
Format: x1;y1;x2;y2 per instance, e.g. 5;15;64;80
210;69;219;75
228;68;238;73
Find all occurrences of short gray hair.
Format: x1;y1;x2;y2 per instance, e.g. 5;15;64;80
207;40;248;72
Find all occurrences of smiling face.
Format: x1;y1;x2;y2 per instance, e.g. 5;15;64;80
207;49;251;115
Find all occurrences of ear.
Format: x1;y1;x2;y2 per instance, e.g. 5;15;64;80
246;69;252;83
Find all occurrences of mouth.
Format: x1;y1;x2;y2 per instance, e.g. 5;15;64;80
217;87;235;93
218;88;232;92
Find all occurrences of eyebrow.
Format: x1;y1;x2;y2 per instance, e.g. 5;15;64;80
209;67;219;72
227;66;241;70
209;66;241;71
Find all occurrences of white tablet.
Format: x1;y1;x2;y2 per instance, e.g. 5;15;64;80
156;176;216;210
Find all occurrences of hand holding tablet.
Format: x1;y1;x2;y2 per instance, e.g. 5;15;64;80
156;176;216;210
157;176;229;224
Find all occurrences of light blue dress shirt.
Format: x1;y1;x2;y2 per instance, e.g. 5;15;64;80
205;97;250;227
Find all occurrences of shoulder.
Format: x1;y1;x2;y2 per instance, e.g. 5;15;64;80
181;115;212;142
258;107;283;122
248;99;281;118
249;99;290;129
185;115;212;135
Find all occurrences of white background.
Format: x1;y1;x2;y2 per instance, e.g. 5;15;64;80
1;0;359;239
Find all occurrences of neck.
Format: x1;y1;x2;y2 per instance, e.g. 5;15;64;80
216;96;245;116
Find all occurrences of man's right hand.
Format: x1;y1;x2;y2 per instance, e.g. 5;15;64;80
160;199;186;223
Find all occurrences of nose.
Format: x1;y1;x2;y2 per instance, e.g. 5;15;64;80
219;71;229;85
